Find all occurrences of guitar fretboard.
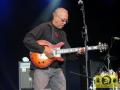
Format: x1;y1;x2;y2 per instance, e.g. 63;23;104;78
56;46;99;54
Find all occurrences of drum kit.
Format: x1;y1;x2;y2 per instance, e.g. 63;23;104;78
91;54;120;90
91;37;120;90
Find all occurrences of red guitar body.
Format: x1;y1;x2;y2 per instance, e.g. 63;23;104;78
30;40;64;68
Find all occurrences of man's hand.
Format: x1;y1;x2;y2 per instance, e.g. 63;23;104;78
44;47;54;58
77;47;85;54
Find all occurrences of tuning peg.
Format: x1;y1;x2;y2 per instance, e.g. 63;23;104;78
98;42;101;45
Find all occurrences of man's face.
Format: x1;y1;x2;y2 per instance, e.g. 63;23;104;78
53;9;68;29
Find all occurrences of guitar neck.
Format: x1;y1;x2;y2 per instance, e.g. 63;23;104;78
57;46;99;54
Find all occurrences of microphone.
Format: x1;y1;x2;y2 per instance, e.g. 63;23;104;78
113;37;120;40
78;0;83;4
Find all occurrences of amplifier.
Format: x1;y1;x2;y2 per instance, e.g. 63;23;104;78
18;61;33;90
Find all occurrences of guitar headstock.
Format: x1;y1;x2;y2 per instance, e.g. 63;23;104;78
98;42;108;52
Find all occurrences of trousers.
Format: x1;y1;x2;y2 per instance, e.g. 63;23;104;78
33;68;66;90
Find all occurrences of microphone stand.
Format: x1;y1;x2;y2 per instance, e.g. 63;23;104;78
78;0;89;90
105;37;114;71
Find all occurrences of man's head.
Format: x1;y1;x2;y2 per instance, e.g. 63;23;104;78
52;7;68;29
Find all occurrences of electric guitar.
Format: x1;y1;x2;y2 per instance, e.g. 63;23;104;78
30;40;108;68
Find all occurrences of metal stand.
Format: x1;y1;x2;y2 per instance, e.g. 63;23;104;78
78;0;89;90
104;37;115;70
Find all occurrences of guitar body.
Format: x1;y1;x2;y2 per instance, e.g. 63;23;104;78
30;40;64;68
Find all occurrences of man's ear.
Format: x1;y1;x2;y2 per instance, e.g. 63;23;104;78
53;11;56;17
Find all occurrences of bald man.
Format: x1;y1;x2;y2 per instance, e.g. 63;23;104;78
23;7;84;90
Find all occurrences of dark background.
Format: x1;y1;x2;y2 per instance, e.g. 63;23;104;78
0;0;120;90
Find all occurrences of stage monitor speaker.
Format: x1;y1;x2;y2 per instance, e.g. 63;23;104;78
18;61;33;90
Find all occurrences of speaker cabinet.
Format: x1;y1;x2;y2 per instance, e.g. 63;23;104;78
89;60;105;78
18;61;33;90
